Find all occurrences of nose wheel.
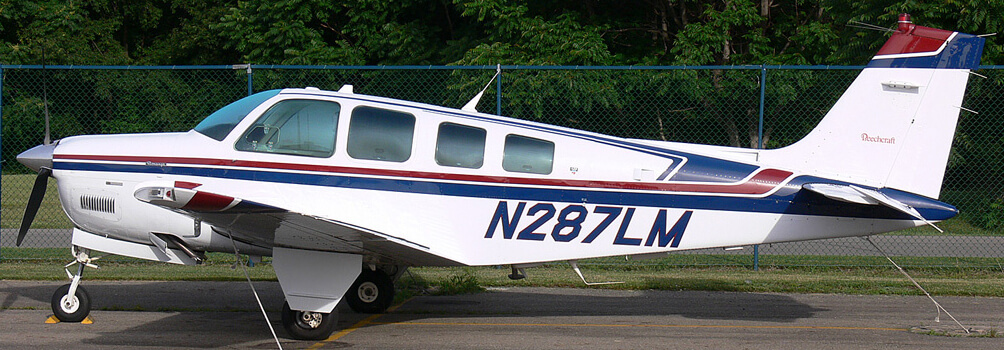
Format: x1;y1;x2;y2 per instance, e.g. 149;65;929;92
51;283;91;322
280;301;338;340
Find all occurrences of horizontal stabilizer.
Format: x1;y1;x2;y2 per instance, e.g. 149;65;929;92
802;183;881;205
802;183;943;232
848;185;943;233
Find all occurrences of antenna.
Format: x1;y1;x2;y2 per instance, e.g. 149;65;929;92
462;64;502;113
41;47;51;145
847;20;895;33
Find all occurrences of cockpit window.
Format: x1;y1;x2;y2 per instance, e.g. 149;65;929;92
235;99;341;158
194;90;281;141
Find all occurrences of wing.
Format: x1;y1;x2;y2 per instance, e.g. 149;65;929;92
134;182;459;266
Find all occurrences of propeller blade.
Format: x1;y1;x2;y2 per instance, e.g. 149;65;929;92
17;167;52;246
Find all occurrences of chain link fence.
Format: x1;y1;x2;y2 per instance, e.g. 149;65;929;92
2;65;1002;268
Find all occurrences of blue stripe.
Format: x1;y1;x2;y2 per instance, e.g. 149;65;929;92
55;161;955;221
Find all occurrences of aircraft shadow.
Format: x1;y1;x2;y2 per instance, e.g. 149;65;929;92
2;281;824;347
388;287;824;323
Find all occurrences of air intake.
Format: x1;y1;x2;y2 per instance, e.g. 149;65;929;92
80;195;115;214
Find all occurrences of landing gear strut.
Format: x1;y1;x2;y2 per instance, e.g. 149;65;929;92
280;301;338;340
345;269;395;314
51;247;99;322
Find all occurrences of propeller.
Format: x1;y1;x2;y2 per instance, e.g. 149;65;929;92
17;167;52;246
17;49;56;246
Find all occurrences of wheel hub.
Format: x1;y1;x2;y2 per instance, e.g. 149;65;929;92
358;281;379;303
296;311;323;329
60;294;80;313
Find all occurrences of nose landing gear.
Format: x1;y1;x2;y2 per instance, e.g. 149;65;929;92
51;247;100;322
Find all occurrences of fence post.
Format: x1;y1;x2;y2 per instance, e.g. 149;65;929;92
0;65;4;262
246;64;253;96
753;65;768;271
496;65;502;115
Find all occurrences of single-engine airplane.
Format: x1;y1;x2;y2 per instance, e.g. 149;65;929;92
15;14;985;340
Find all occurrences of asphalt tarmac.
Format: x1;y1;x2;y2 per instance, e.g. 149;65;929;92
1;281;1002;349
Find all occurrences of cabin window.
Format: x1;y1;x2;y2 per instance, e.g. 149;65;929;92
436;123;486;169
347;106;416;162
234;99;340;157
503;134;554;175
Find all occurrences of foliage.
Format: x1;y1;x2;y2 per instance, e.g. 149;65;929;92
969;196;1004;231
433;271;486;295
1;1;1003;230
3;1;1001;66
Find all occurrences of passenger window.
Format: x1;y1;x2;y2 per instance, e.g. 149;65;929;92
235;99;340;157
347;106;416;162
503;134;554;174
436;123;486;169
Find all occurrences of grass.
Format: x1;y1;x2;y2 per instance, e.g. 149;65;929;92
893;218;1001;236
2;173;74;229
3;250;1004;297
401;264;1004;297
912;327;1002;338
0;251;277;281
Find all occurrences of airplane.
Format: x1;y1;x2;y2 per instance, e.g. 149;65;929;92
14;14;985;340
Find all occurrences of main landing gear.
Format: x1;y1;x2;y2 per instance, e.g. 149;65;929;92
345;269;395;314
51;247;100;322
279;266;398;340
280;301;338;340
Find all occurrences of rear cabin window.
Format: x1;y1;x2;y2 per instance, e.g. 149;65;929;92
436;123;486;169
503;134;554;175
347;106;416;162
234;99;340;157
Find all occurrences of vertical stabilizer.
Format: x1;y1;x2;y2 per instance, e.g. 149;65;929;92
762;14;985;199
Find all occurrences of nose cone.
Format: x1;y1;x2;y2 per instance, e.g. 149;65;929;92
17;144;55;172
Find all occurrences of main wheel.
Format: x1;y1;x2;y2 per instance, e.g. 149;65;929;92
281;301;337;340
346;269;394;313
51;284;91;322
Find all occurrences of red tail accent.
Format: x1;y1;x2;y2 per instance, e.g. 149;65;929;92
877;13;953;56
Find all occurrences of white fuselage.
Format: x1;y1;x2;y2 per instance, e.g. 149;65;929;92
49;89;935;266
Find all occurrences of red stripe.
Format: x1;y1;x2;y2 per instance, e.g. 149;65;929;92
54;154;792;195
876;25;953;56
174;181;202;189
183;191;235;211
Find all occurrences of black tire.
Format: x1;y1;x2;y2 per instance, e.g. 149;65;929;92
281;301;338;341
346;269;394;314
51;284;90;322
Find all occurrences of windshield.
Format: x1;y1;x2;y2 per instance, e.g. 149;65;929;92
193;90;281;141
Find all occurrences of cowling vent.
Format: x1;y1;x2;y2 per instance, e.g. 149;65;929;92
80;194;115;214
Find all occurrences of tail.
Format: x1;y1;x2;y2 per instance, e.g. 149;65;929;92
762;14;985;199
